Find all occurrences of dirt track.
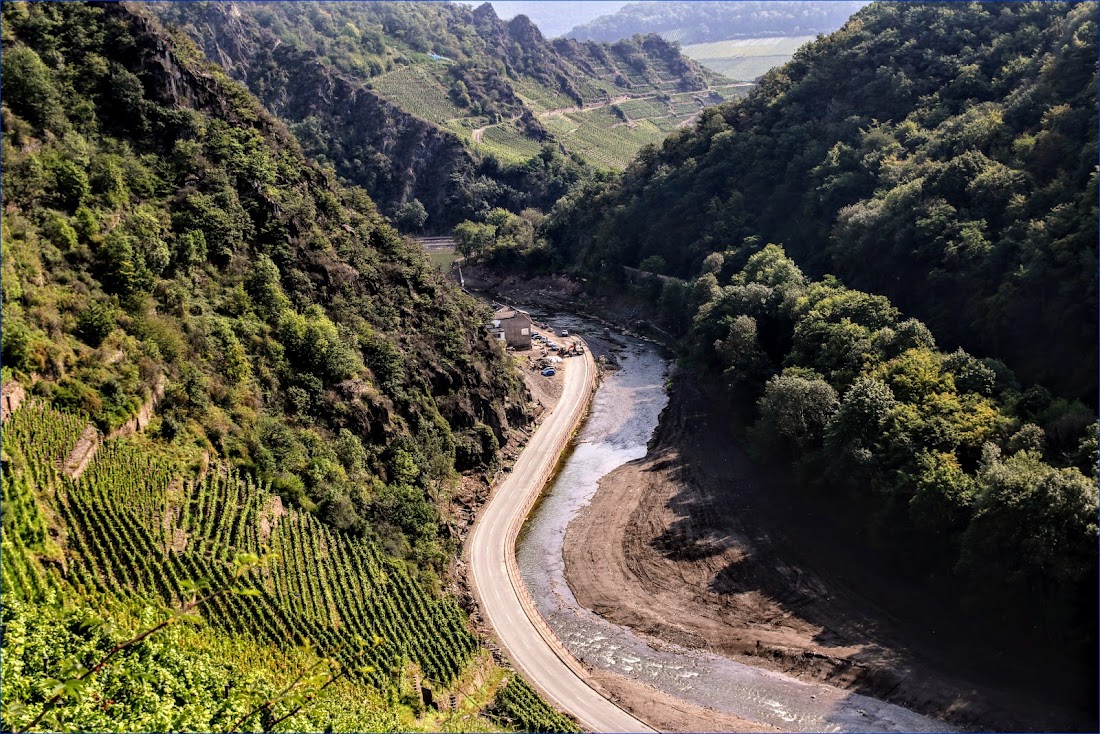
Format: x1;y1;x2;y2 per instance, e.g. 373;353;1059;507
564;369;1097;732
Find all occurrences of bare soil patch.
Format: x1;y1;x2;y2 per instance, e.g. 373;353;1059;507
61;425;99;480
564;369;1097;732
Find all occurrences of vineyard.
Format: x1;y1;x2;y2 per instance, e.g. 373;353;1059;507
365;52;751;172
1;399;586;731
511;78;576;115
370;64;474;126
615;97;670;120
542;108;675;169
477;124;547;165
1;401;479;694
488;677;580;733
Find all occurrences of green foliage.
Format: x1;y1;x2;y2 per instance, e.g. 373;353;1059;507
453;208;541;266
1;402;488;729
548;1;1099;402
0;595;403;733
487;676;578;733
638;255;667;274
1;1;527;562
75;302;116;347
396;199;429;232
453;221;498;261
681;244;1097;654
277;307;363;382
960;448;1098;632
46;157;90;211
755;368;839;450
1;45;65;130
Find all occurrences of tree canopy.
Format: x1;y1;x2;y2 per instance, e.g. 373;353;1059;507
546;1;1098;402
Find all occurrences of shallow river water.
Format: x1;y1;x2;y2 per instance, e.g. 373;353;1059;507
514;310;951;733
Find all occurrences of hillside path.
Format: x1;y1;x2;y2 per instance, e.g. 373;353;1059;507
467;348;653;733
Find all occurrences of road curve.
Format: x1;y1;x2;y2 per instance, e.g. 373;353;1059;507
468;349;654;733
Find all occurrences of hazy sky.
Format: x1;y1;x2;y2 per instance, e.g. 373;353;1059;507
454;1;631;37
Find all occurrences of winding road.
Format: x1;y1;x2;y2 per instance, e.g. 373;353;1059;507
467;349;653;733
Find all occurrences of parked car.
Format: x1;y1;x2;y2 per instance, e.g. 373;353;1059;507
541;368;556;377
559;329;570;337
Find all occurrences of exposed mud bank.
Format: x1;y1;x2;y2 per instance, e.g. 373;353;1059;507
564;368;1097;732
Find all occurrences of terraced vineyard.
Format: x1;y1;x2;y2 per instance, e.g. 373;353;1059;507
370;63;474;126
541;107;667;169
614;97;669;119
479;123;548;164
2;401;478;691
367;59;752;171
512;78;577;115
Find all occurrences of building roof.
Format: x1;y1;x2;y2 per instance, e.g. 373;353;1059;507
493;307;530;321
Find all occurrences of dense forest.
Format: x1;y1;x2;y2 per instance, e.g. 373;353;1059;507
534;0;1098;688
547;1;1098;403
155;2;735;230
672;244;1096;654
0;4;573;729
1;1;531;568
566;1;867;44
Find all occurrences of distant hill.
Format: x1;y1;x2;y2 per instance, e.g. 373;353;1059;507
681;35;817;81
458;1;631;38
157;1;745;232
567;1;867;44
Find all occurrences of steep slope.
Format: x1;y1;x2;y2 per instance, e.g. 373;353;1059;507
547;1;1098;402
0;3;579;730
154;2;747;229
1;0;528;570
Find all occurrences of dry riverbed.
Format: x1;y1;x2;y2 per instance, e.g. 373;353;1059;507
564;369;1096;732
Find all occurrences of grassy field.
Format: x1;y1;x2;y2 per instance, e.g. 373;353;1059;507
682;35;817;81
428;248;461;273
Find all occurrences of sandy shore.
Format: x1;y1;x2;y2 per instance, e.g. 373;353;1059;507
563;369;1096;732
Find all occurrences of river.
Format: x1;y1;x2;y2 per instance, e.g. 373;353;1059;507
513;308;952;733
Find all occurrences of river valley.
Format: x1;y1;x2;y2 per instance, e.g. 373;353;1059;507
511;309;952;733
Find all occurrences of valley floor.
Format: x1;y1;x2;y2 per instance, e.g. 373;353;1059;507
564;369;1098;733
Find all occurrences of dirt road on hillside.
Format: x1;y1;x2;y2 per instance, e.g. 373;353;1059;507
564;370;1097;733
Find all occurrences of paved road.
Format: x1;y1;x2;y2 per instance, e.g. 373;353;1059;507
468;351;654;733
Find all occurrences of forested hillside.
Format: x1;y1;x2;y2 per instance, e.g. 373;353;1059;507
547;1;1098;403
566;1;867;44
1;0;532;566
0;3;569;729
639;243;1098;722
535;0;1098;695
155;2;747;230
